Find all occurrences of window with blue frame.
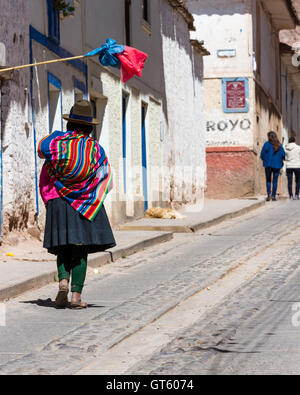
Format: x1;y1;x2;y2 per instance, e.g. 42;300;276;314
73;77;87;103
47;0;60;44
48;73;63;133
91;98;97;140
141;103;148;211
122;93;129;194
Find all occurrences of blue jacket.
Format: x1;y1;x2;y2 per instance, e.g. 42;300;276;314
260;141;285;169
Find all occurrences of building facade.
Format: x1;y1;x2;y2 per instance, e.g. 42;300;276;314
280;43;300;147
0;1;33;239
280;22;300;146
0;0;208;239
160;0;208;209
187;0;298;199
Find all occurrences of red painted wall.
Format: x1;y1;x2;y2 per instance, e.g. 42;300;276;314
206;147;255;199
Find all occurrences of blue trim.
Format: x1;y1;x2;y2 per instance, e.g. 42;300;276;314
29;29;39;216
30;25;87;75
73;77;88;101
122;94;127;194
48;72;62;90
141;104;148;211
47;72;63;132
222;77;249;113
29;24;89;216
47;0;60;44
32;124;39;216
91;99;97;140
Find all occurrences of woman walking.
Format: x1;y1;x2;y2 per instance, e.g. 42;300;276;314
260;131;286;201
285;136;300;200
38;100;116;309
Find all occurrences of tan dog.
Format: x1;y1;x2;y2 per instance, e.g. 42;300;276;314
145;207;186;219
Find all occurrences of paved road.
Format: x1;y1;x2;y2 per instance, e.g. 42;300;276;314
129;228;300;375
0;200;300;375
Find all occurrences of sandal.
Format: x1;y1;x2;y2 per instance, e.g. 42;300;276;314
70;301;88;310
55;285;69;309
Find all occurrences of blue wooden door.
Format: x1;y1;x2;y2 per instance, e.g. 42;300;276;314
141;104;148;211
122;94;127;194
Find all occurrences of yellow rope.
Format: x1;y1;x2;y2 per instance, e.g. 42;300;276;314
0;54;86;73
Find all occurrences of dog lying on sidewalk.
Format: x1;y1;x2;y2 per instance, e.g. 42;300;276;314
145;207;186;219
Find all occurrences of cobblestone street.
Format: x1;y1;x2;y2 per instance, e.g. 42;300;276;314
129;226;300;375
2;0;300;379
0;201;299;374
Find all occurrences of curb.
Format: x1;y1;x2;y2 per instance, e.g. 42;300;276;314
88;252;111;269
121;224;194;233
0;232;174;302
191;200;266;232
0;271;57;302
121;200;266;233
0;200;265;302
109;232;174;262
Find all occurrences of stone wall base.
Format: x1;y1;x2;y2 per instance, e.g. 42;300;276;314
206;147;255;199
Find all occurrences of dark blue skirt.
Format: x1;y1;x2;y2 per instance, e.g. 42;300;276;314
44;198;116;255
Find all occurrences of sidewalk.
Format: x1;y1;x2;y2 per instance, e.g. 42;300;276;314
0;198;266;302
121;197;266;233
0;230;173;302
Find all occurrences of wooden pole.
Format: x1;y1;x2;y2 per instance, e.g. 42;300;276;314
0;54;86;73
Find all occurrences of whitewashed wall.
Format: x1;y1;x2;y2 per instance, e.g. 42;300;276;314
31;41;88;225
84;0;165;222
0;0;208;238
281;61;300;145
187;0;253;78
160;0;206;206
30;0;165;227
186;0;254;150
0;0;34;236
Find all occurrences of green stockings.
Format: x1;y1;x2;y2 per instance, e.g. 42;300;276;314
57;246;88;293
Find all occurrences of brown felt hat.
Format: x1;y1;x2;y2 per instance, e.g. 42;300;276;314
63;100;100;126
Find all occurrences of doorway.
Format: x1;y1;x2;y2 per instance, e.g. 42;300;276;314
141;103;148;211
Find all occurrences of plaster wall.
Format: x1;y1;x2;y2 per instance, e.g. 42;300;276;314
187;0;253;79
0;0;33;234
31;0;166;226
160;0;206;207
31;39;88;225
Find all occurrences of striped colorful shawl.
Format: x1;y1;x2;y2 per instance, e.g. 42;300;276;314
38;130;113;221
